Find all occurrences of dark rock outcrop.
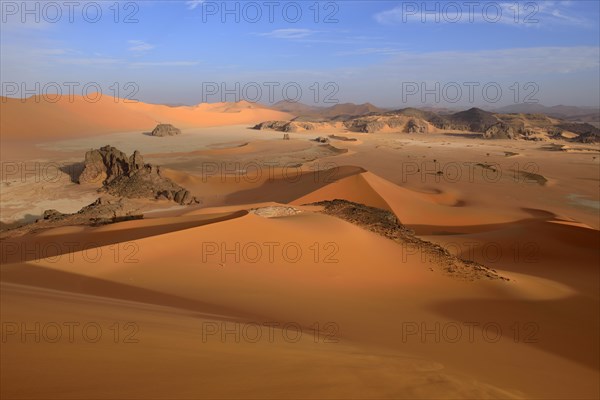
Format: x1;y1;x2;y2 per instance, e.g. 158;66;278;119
445;108;500;132
343;116;404;133
78;146;200;205
150;124;182;137
44;197;143;225
556;123;600;143
253;120;326;132
43;209;67;221
483;122;518;139
404;119;428;133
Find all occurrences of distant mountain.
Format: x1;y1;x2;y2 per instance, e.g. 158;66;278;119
270;101;387;119
493;104;600;128
494;103;599;118
445;107;499;132
271;100;323;115
324;102;385;117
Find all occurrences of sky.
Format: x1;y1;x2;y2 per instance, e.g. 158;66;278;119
1;0;599;108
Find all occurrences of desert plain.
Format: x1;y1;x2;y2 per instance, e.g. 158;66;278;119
0;95;599;399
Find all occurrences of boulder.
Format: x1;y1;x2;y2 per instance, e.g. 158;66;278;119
150;124;181;137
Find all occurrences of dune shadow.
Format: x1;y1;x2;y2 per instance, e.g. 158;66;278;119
223;165;366;205
428;295;600;371
1;210;248;264
1;264;258;322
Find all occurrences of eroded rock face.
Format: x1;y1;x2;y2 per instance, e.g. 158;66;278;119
483;122;518;139
78;146;200;205
343;116;404;133
151;124;182;137
253;120;326;132
79;146;131;185
404;119;428;134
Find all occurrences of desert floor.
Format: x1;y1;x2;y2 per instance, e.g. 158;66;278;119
1;124;599;399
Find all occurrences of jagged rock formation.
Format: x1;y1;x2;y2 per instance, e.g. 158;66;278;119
254;120;326;132
343;116;404;133
78;146;200;205
253;107;598;142
576;131;600;143
150;124;181;137
556;123;600;143
483;122;518;139
314;137;330;143
43;197;142;225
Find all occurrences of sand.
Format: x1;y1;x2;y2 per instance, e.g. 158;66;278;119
1;97;599;399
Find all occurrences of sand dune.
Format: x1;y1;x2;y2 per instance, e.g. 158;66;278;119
2;195;598;398
0;96;292;140
1;116;598;398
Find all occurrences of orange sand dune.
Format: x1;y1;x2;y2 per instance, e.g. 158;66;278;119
165;165;367;206
2;208;598;398
291;171;393;211
0;95;292;140
292;170;529;229
1;122;599;399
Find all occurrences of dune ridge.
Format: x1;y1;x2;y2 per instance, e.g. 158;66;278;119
0;95;293;139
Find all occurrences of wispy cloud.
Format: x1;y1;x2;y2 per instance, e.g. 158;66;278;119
186;0;205;10
257;29;319;39
128;40;155;53
374;1;591;27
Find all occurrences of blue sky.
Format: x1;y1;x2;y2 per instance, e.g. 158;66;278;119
1;0;599;107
